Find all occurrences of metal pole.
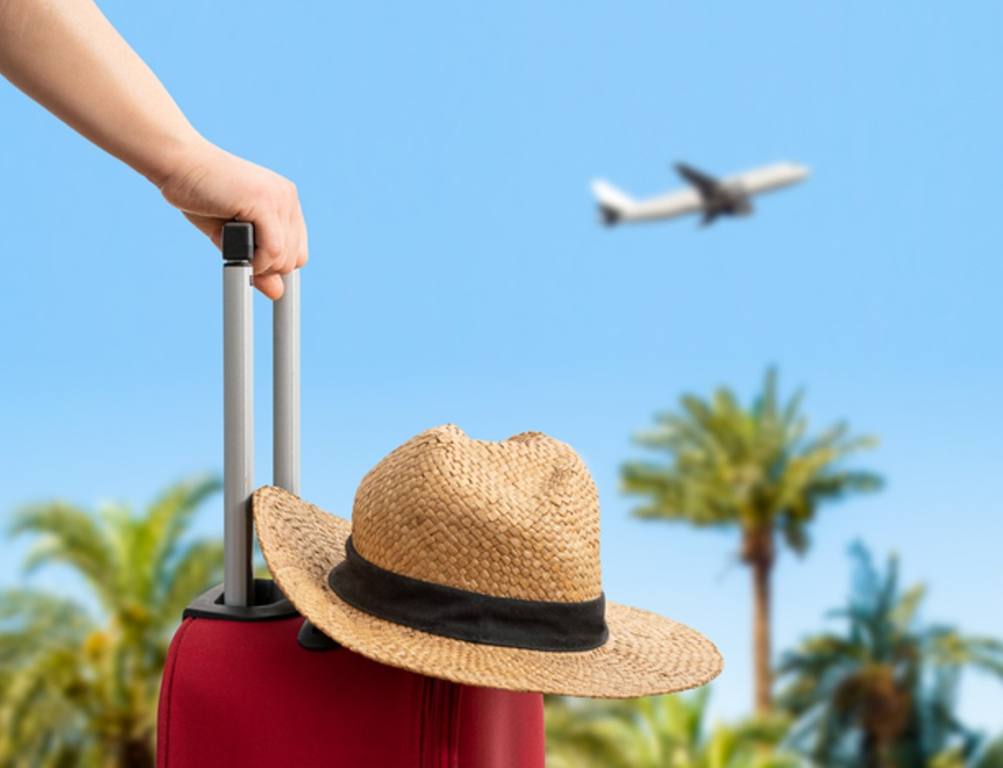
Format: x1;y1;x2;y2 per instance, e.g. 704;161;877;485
222;222;254;607
273;269;301;495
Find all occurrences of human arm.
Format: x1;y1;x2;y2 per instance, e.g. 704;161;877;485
0;0;306;298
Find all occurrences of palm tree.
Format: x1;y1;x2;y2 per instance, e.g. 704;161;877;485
973;735;1003;768
621;368;881;714
0;476;222;767
777;542;1003;768
545;689;803;768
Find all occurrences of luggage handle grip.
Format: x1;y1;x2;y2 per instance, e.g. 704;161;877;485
222;221;301;607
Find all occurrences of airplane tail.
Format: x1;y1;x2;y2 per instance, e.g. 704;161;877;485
590;179;634;226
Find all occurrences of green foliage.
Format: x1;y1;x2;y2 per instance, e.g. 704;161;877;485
0;476;222;768
777;542;1003;768
622;367;882;713
545;689;805;768
621;367;881;553
972;735;1003;768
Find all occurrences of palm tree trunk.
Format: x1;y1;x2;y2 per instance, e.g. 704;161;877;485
751;556;773;714
743;525;775;715
862;730;881;768
858;729;898;768
120;736;154;768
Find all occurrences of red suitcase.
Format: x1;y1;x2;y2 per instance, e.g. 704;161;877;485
156;223;544;767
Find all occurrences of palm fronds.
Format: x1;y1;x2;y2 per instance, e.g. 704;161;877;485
0;476;222;767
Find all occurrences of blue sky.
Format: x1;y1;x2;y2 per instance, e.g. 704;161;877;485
2;1;1001;732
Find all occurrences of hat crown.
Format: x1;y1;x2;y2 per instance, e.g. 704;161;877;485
351;424;602;602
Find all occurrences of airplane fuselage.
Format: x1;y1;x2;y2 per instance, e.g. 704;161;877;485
591;161;809;227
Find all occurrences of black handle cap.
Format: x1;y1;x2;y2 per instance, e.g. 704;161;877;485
222;221;255;264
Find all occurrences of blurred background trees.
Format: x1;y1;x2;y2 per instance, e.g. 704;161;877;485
621;368;882;713
546;689;801;768
1;372;1000;767
546;542;1003;768
0;476;221;767
777;542;1003;768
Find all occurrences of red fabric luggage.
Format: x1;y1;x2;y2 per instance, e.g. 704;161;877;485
156;223;545;767
157;615;544;767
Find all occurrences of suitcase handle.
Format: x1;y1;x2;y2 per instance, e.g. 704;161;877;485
221;221;301;607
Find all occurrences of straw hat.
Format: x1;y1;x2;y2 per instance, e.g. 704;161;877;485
253;424;722;698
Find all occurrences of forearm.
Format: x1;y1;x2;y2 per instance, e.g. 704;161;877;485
0;0;307;299
0;0;199;185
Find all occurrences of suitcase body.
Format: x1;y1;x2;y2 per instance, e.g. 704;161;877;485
157;615;544;767
156;223;545;766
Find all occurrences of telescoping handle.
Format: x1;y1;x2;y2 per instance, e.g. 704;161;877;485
221;222;301;607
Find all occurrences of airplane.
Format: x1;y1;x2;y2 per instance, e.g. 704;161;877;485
591;161;809;226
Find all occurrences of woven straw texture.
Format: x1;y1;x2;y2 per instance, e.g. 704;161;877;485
253;425;722;698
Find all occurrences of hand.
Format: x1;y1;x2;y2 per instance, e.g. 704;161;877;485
159;139;308;299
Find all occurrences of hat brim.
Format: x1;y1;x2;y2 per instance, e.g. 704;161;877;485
253;486;723;698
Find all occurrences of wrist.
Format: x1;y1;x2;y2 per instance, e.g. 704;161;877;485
143;128;210;190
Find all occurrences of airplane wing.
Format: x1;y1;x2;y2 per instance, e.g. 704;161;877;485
674;163;720;197
628;188;703;222
724;163;809;196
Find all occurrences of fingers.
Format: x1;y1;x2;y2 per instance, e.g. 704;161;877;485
273;183;306;274
184;209;288;299
249;182;307;300
162;142;308;301
291;193;308;270
279;202;300;277
254;273;285;300
251;205;285;277
249;182;304;301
